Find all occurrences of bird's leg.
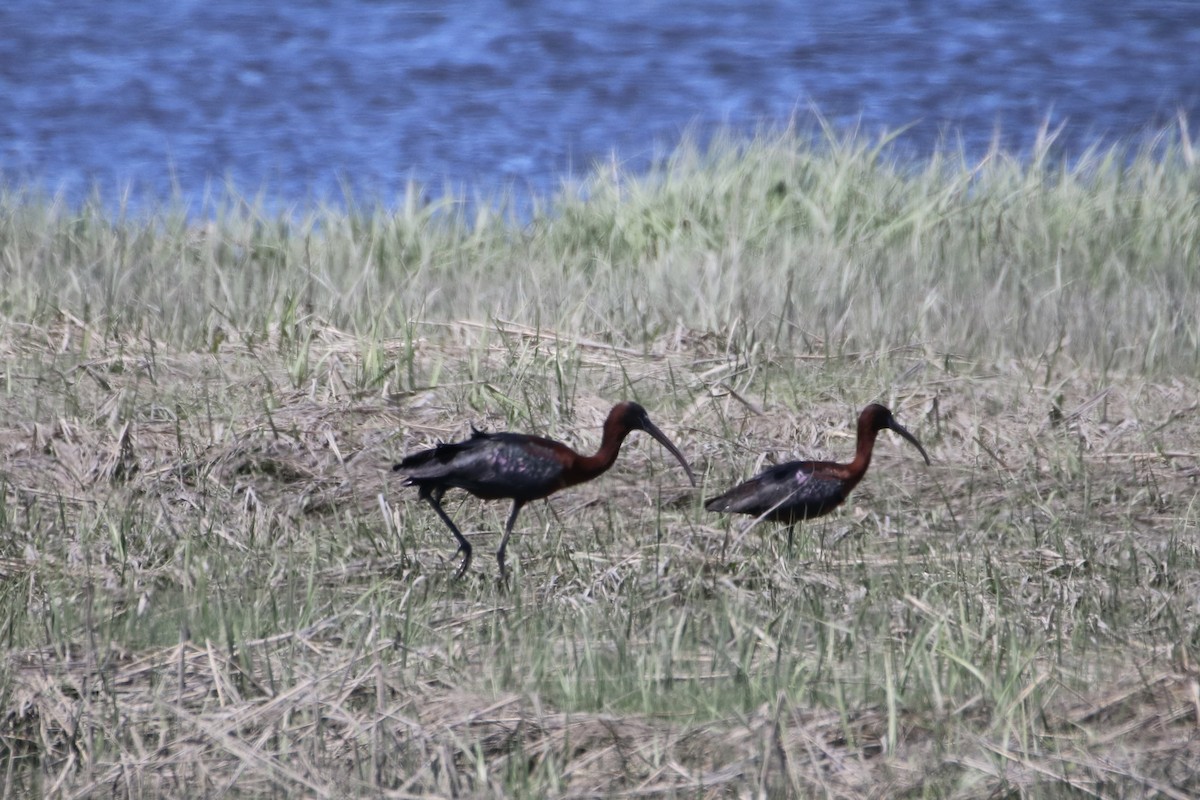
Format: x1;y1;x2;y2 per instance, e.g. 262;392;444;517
423;488;472;578
787;523;796;554
495;500;525;581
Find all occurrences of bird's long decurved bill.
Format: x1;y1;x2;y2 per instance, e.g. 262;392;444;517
641;420;698;486
889;421;931;465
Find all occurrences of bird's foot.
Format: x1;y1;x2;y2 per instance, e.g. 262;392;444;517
452;544;473;580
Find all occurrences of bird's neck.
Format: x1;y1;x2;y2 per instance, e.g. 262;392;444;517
565;426;629;486
845;425;880;480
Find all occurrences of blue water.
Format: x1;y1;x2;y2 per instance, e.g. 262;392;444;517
2;1;1198;210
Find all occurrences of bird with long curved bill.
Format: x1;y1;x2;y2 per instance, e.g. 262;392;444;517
704;404;930;548
394;401;697;579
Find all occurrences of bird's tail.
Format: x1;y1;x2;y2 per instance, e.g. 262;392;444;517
703;495;733;512
393;436;477;478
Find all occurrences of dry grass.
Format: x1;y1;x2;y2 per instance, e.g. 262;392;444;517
3;312;1199;797
3;124;1198;795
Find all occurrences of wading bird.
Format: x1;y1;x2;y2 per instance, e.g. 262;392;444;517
704;404;930;547
394;402;697;579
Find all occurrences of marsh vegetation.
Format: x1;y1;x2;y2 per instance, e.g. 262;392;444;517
2;125;1199;796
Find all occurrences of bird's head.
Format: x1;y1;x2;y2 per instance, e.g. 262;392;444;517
608;401;697;486
861;404;931;465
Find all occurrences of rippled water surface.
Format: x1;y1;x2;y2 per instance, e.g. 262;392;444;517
3;1;1198;207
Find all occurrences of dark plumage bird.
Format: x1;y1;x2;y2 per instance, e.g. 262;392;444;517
704;404;930;546
394;402;697;578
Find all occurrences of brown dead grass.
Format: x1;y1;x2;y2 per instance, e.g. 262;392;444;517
3;314;1200;797
7;637;1200;797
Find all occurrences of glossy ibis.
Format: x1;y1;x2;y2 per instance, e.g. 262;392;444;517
394;402;697;579
704;404;930;547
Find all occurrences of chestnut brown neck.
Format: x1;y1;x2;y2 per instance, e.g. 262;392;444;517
844;411;888;481
563;414;635;486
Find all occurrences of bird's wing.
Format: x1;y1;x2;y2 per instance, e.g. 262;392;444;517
398;433;568;500
705;461;844;516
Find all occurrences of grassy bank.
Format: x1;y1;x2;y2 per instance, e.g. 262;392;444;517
2;127;1200;796
4;123;1199;372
